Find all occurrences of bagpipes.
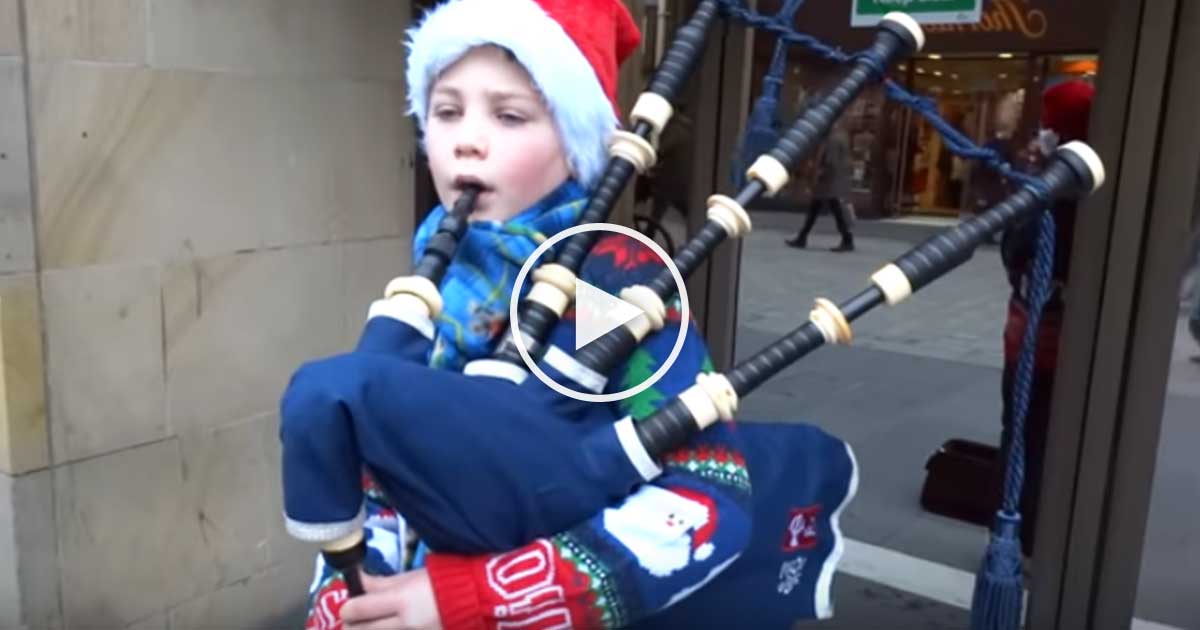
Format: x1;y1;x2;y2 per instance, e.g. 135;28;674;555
279;4;928;588
279;5;1104;619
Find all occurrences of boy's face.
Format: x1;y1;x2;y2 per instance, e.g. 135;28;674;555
425;46;571;222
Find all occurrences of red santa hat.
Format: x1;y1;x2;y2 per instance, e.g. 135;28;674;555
1040;79;1095;144
405;0;641;189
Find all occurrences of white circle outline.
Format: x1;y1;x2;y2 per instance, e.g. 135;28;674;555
510;223;689;403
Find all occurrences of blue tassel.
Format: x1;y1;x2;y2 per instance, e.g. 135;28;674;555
970;510;1025;630
971;210;1057;629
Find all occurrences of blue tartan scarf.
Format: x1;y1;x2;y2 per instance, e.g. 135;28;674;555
411;180;587;370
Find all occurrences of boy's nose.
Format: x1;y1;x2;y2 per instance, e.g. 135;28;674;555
454;124;489;159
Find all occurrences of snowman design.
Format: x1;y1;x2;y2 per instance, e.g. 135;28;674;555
602;485;717;578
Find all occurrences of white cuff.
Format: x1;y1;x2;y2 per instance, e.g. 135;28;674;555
462;359;529;384
284;504;366;544
367;297;436;340
614;416;663;481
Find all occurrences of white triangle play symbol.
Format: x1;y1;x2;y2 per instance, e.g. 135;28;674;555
575;279;645;351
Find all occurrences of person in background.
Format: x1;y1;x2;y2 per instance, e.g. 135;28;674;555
786;119;855;252
969;90;1025;244
995;79;1094;556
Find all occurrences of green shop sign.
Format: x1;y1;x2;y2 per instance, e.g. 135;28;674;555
851;0;983;27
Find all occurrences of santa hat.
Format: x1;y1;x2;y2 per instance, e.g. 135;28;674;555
405;0;641;189
1040;79;1095;144
670;486;718;562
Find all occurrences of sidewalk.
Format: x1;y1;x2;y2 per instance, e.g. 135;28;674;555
735;211;1200;629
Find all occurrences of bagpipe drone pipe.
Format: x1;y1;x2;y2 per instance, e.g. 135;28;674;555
627;139;1104;460
278;8;927;591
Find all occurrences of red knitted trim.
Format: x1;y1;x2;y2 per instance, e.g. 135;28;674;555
426;554;487;630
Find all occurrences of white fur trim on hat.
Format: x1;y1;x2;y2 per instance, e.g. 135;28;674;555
406;0;618;189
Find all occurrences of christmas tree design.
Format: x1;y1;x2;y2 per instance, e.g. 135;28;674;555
620;347;665;420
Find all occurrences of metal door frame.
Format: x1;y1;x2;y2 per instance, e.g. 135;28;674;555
1029;0;1200;627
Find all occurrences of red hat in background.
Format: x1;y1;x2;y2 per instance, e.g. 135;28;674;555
1040;79;1095;144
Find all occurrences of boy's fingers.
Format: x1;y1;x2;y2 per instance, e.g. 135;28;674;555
345;614;408;630
341;590;399;625
361;572;407;592
341;574;407;623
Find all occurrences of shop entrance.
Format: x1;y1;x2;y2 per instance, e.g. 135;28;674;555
890;53;1099;219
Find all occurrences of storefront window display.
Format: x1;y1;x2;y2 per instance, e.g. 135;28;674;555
742;0;1106;218
898;54;1032;216
885;53;1099;219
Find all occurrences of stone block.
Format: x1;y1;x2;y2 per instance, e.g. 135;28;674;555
271;554;319;628
0;472;19;629
0;274;48;475
54;438;198;628
0;58;34;274
0;469;63;630
32;63;412;270
149;0;406;80
169;563;307;630
171;413;278;600
123;613;168;630
162;244;347;433
42;262;167;464
0;0;20;56
25;0;147;63
339;236;412;347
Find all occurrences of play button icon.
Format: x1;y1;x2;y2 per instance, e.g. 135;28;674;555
574;279;645;350
509;222;689;403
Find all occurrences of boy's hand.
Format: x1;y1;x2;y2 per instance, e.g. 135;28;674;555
341;569;443;630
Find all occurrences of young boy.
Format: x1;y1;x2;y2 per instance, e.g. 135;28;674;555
302;2;751;628
296;2;857;628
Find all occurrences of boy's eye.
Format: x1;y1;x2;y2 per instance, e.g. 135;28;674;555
432;106;461;121
497;111;527;125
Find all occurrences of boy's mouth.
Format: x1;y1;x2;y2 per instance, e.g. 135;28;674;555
452;175;492;194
